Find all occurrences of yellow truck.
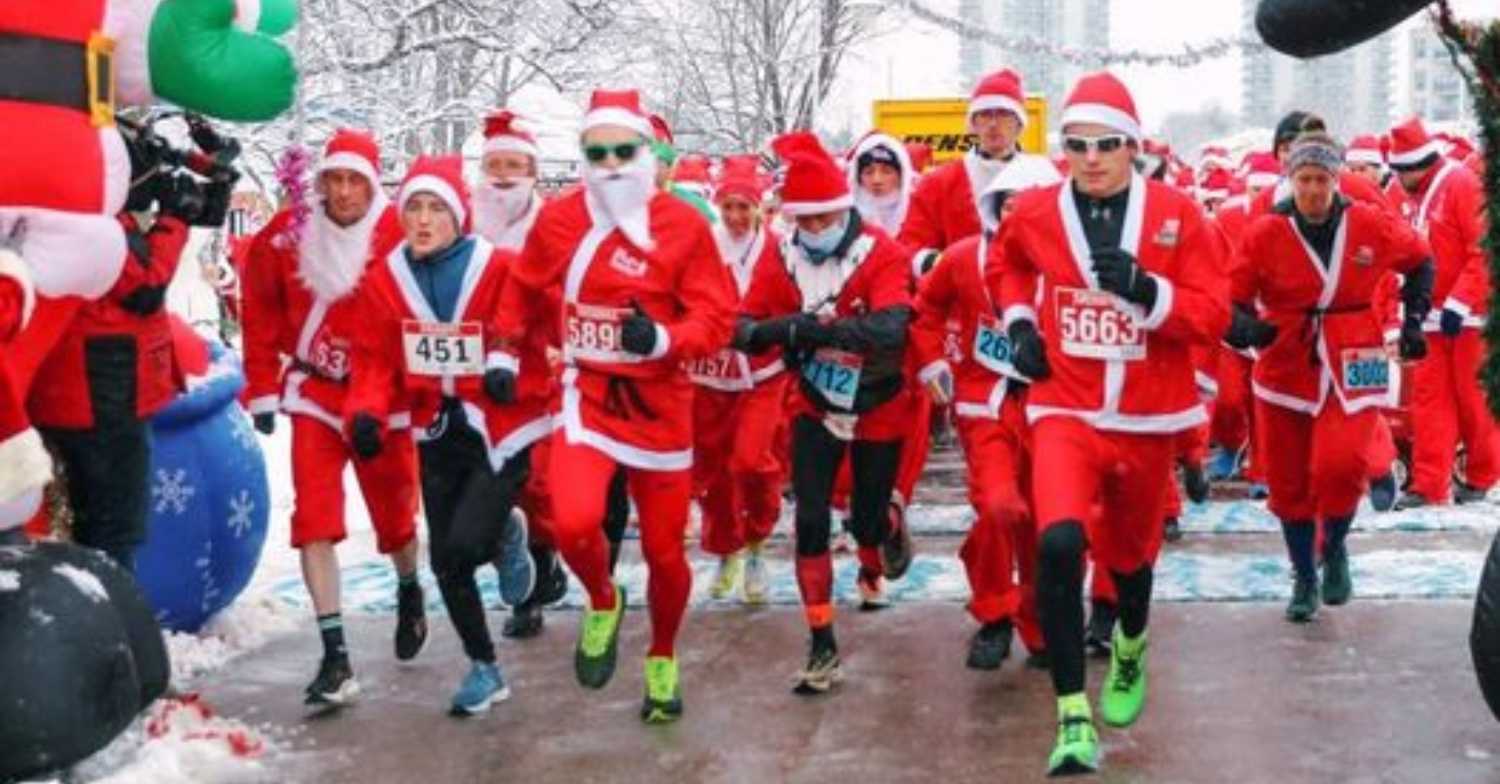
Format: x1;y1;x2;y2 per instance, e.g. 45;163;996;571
872;96;1049;166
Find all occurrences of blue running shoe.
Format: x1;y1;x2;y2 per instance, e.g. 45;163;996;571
1207;445;1240;482
495;508;537;608
1368;473;1397;512
1249;482;1270;500
451;661;510;716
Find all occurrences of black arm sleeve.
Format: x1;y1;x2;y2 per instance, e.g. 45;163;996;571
828;305;912;353
1402;258;1435;323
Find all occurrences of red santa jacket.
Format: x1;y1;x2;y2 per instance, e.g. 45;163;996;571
912;233;1023;420
1232;198;1431;416
1405;160;1489;332
242;207;404;432
899;157;980;258
689;223;784;392
495;189;736;471
740;220;913;416
347;237;553;471
990;174;1230;433
28;214;188;429
1383;175;1413;222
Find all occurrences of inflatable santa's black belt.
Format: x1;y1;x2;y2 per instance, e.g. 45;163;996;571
0;31;114;125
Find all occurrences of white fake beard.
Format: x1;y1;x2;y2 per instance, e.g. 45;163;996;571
473;177;536;250
585;153;657;250
854;189;904;233
297;190;388;302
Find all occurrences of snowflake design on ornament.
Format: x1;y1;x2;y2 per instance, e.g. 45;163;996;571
227;491;255;538
152;469;196;515
228;412;257;452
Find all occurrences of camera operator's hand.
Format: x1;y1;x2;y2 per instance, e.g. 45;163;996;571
194;180;234;228
158;174;207;223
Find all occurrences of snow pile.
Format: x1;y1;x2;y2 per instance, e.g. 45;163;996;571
68;696;279;784
0;568;18;591
165;596;298;685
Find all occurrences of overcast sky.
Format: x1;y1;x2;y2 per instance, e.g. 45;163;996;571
826;0;1500;134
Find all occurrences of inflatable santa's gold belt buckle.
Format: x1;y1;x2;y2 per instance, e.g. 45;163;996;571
0;30;115;127
87;33;116;128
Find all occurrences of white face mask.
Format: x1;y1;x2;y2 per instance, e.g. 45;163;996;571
584;151;657;249
796;213;849;260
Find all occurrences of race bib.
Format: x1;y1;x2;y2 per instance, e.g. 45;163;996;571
801;348;863;410
402;321;484;377
1341;347;1390;392
564;303;632;364
1055;287;1146;361
307;335;350;380
972;314;1014;375
686;348;750;389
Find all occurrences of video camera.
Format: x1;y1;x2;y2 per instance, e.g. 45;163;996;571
119;112;242;228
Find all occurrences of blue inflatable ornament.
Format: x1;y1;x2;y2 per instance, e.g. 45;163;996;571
134;339;270;633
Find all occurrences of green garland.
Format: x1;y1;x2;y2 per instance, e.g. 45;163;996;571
1435;4;1500;418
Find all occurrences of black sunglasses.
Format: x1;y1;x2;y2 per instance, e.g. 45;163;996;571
582;142;642;164
1062;134;1129;155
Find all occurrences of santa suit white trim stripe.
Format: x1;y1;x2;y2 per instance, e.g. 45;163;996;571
1389;140;1445;167
750;358;786;384
955;376;1012;421
384;237;496;397
483;137;540;160
1002;304;1038;329
248;395;279;416
416;403;550;473
560;367;693;471
1026;403;1207;432
780;194;855;216
399;175;468;229
1059;104;1143;141
485;351;519;373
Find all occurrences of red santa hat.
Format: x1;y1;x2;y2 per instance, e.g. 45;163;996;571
1240;151;1281;190
1197;168;1234;203
1345;134;1387;166
582;89;654;139
319;129;381;186
904;142;933;174
771;132;853;216
1437;131;1475;162
675;154;713;186
969;68;1027;127
1059;71;1142;141
1199;144;1232;172
1387;117;1444;168
398;155;472;233
482;110;539;160
715;154;763;206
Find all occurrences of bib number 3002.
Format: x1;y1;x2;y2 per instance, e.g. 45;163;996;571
1056;287;1145;361
1342;348;1390;392
402;321;484;377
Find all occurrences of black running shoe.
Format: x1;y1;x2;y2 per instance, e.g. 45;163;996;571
305;656;359;709
533;549;569;606
793;637;843;696
966;620;1014;671
1163;516;1183;543
503;600;545;639
881;502;914;580
1456;484;1490;505
1182;462;1209;504
394;582;428;662
1085;600;1116;658
1394;491;1430;511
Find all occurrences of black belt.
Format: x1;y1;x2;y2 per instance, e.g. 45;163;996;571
0;32;113;124
1286;303;1369;367
604;377;657;422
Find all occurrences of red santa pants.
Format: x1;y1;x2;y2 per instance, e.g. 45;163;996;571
548;432;692;657
1367;414;1397;482
1410;330;1500;501
954;396;1041;650
720;377;788;552
1212;351;1253;452
1257;397;1376;522
290;415;418;553
1031;416;1175;576
519;436;556;549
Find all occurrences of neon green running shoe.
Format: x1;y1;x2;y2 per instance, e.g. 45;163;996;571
1047;693;1100;776
641;656;684;724
709;552;744;600
575;583;626;689
1100;628;1148;728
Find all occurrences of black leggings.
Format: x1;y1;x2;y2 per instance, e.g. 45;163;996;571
418;418;530;664
790;415;901;559
43;420;151;572
1037;520;1154;695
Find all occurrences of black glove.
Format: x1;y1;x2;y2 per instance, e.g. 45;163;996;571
1399;316;1428;361
620;301;658;356
158;174;207;222
193;179;234;228
1091;247;1158;310
253;412;276;435
787;313;836;352
349;413;383;459
118;285;166;316
483;367;517;405
1007;319;1050;380
1225;304;1277;350
1440;307;1464;337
